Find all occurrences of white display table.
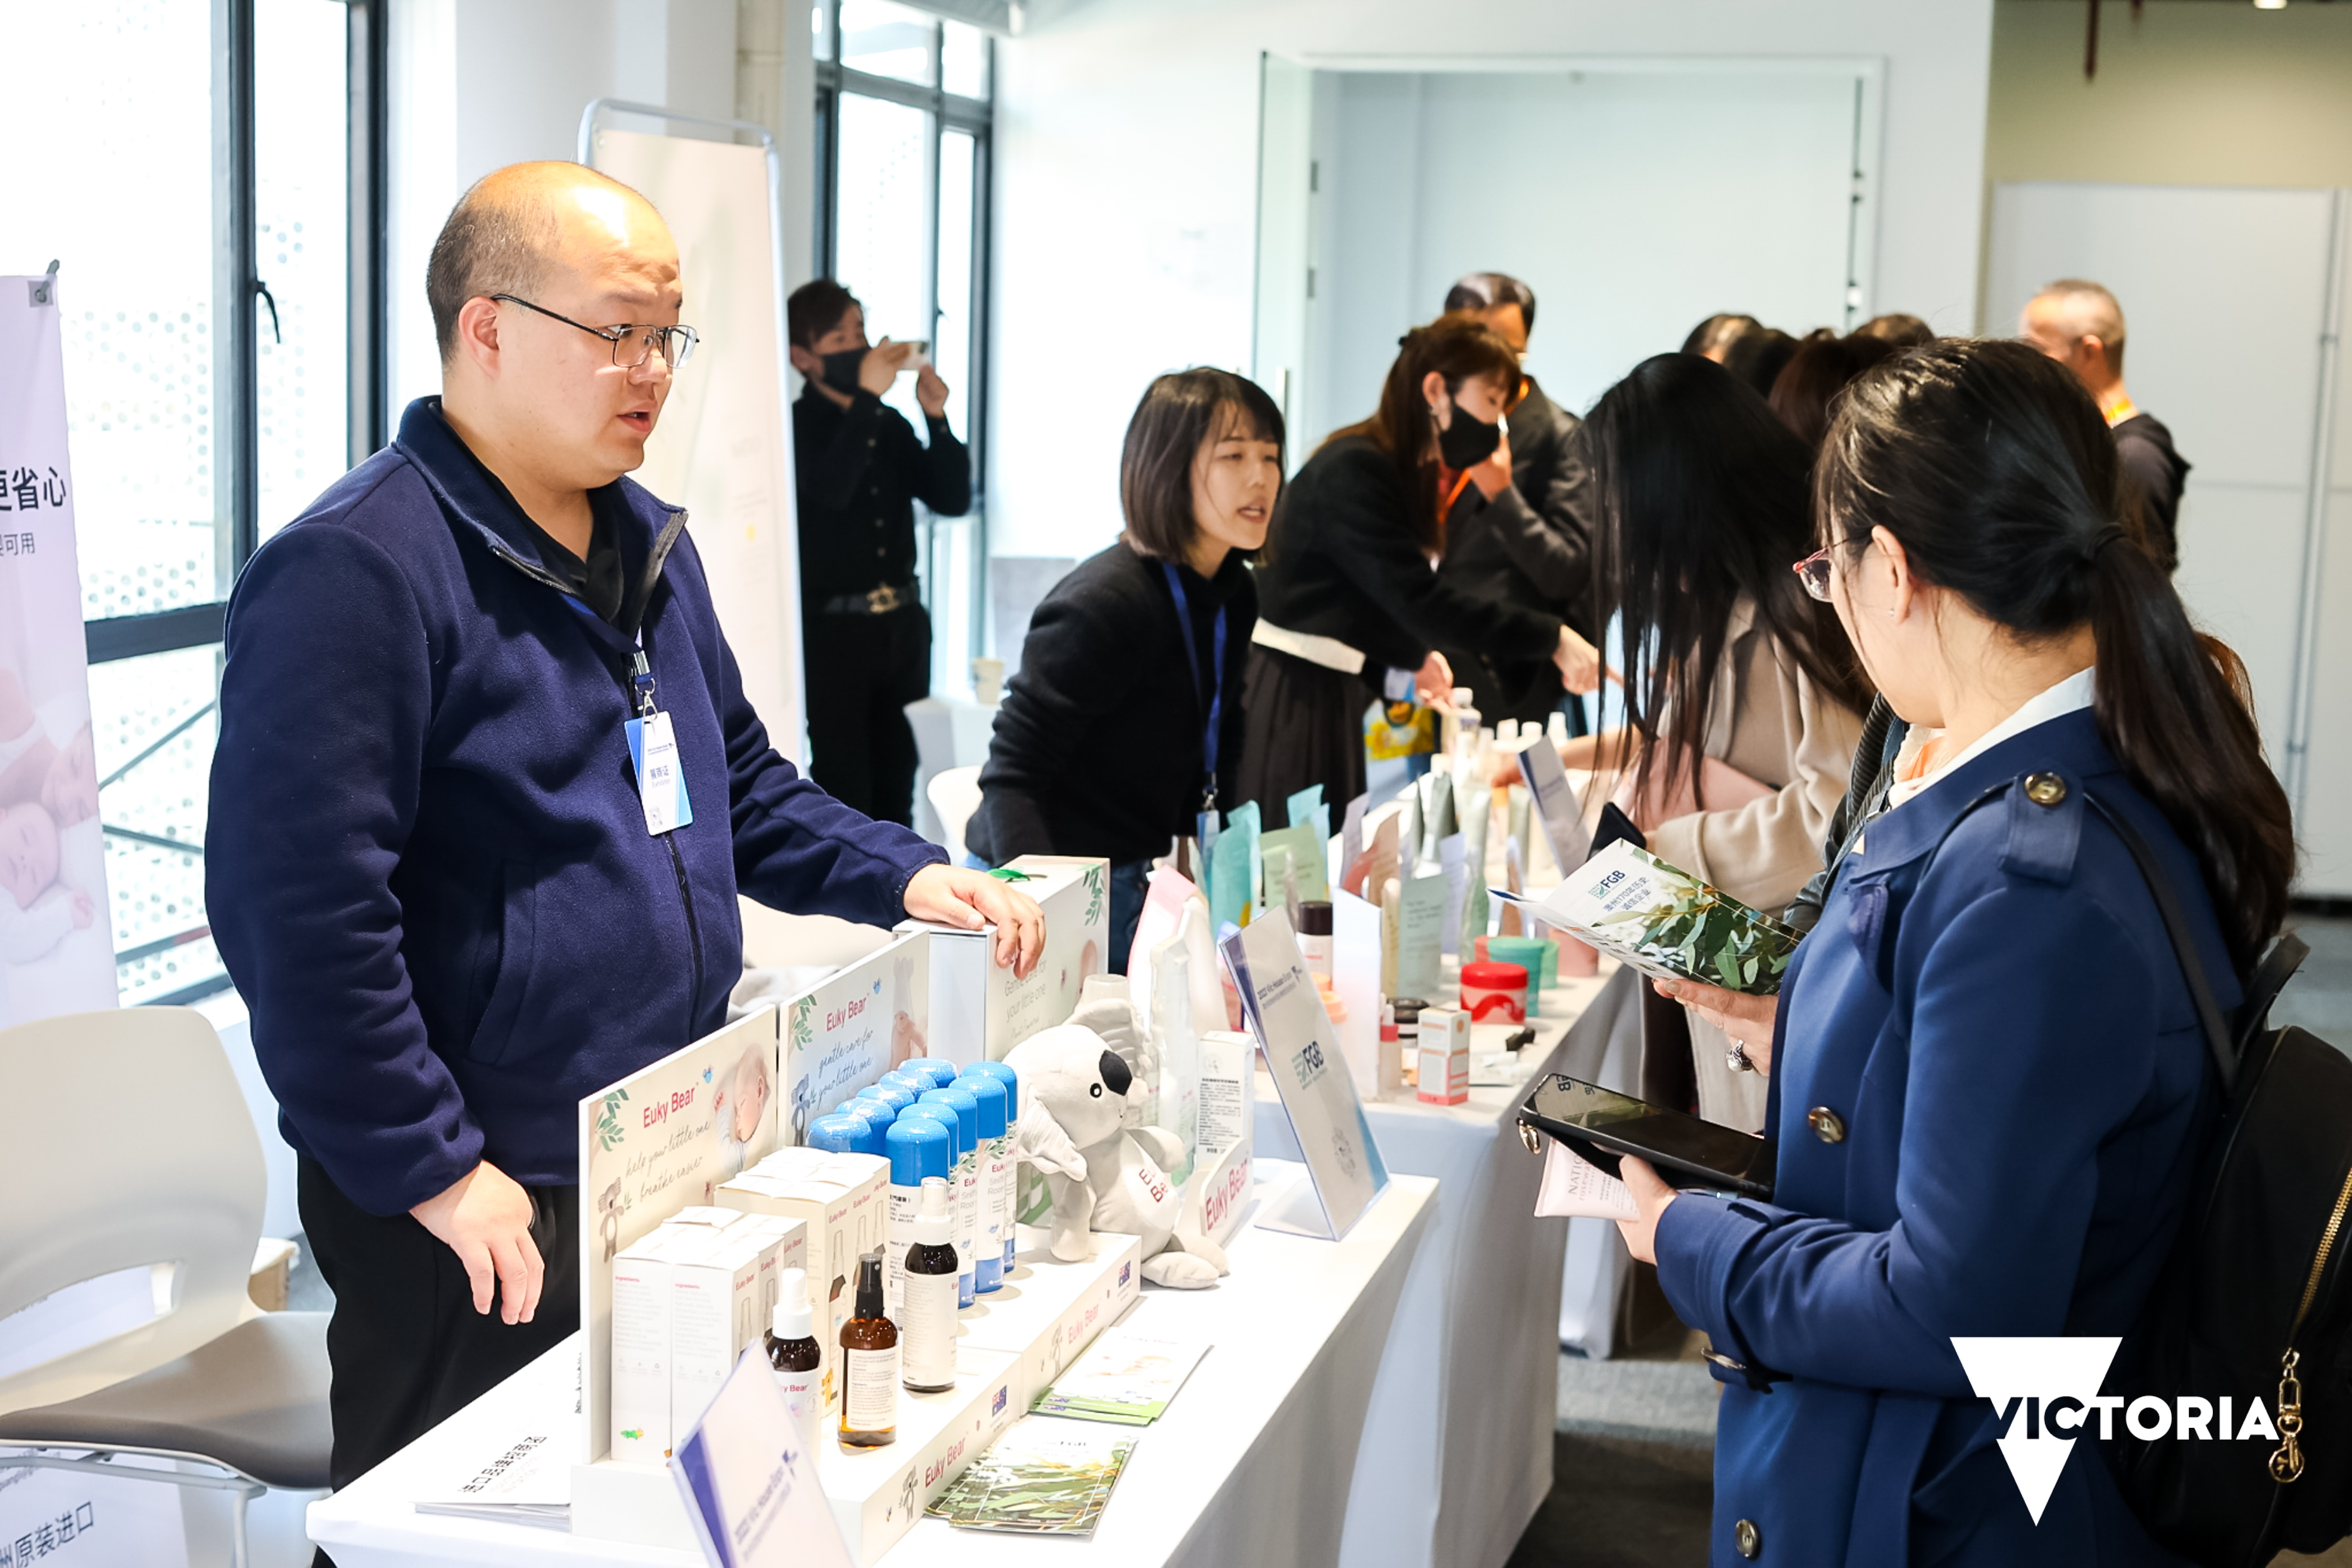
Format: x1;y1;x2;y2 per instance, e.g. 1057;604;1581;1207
1251;963;1617;1568
306;1164;1434;1568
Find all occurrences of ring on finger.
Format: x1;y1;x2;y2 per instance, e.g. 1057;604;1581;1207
1727;1038;1754;1073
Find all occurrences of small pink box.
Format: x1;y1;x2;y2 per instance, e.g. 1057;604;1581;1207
1416;1006;1471;1106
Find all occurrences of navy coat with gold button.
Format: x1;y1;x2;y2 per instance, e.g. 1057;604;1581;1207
1653;706;2236;1566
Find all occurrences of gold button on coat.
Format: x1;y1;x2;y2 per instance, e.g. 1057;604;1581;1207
2023;772;2067;806
1735;1518;1762;1558
1808;1106;1845;1144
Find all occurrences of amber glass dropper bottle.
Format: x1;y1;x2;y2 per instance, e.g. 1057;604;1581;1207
839;1250;899;1447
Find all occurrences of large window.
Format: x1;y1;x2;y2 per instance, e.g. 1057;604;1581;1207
813;0;992;694
4;0;385;1006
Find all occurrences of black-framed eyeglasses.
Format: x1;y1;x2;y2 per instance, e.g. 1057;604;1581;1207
490;294;700;371
1792;548;1834;602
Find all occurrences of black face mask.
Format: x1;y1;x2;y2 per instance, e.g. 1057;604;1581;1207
1435;403;1502;470
818;347;867;393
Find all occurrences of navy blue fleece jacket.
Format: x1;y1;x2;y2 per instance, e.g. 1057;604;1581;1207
207;399;946;1215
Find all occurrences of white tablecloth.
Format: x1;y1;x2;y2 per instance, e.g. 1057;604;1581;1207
306;1164;1435;1568
1251;966;1616;1568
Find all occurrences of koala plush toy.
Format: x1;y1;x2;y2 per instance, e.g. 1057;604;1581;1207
1004;1022;1229;1288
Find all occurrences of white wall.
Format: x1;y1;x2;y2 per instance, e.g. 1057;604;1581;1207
988;0;1994;564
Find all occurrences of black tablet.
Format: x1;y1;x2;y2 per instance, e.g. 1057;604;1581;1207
1520;1074;1774;1199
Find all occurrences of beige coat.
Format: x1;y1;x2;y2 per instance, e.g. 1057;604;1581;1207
1640;597;1865;1132
1643;596;1865;915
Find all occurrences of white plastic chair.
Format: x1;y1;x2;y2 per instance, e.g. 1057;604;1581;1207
0;1007;330;1567
927;764;985;863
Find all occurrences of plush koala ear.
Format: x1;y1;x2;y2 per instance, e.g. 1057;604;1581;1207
1097;1049;1132;1098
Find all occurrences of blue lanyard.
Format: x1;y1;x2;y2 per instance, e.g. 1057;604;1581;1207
1160;562;1226;811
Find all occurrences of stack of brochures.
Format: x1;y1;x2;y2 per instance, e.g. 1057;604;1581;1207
1031;1329;1211;1425
924;1419;1139;1536
410;1431;569;1530
1495;839;1802;995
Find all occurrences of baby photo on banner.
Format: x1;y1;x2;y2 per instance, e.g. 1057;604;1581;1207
0;273;115;1028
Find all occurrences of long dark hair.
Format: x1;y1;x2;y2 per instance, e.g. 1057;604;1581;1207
1817;338;2294;968
1324;314;1519;555
1767;329;1899;454
1587;353;1871;809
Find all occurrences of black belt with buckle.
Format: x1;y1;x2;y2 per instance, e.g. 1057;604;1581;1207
818;581;920;616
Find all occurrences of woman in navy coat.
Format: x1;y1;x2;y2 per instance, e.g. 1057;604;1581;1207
1615;339;2298;1565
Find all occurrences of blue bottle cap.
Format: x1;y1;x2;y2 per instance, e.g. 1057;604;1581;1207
841;1096;898;1136
958;1072;1007;1138
960;1060;1018;1122
885;1115;951;1185
858;1082;918;1114
879;1070;932;1099
902;1058;961;1090
919;1085;979;1151
894;1101;961;1163
809;1111;874;1157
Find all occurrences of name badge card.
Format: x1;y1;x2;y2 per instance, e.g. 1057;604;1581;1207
627;710;694;836
1518;735;1589;881
1222;911;1389;1240
672;1348;854;1568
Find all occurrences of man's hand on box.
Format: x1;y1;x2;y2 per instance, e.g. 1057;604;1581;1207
904;863;1044;979
410;1160;543;1324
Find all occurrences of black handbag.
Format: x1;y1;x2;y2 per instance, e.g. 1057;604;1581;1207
2087;795;2352;1566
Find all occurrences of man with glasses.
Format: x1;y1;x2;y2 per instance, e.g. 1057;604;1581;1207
207;161;1043;1508
786;279;970;827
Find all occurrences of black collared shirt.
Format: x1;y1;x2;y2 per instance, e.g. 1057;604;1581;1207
526;505;626;624
792;386;972;603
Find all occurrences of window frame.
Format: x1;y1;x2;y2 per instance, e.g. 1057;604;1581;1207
812;0;993;693
85;0;389;1005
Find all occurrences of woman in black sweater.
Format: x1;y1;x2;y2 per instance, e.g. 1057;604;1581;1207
967;369;1282;969
1239;316;1600;817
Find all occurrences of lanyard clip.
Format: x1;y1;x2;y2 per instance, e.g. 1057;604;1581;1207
629;649;659;718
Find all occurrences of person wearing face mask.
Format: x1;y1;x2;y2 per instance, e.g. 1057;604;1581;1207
785;279;972;826
967;369;1283;970
1431;277;1601;730
1238;316;1601;819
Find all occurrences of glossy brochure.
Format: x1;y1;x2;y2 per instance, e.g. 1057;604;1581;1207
1031;1328;1211;1425
1494;839;1802;996
923;1418;1139;1536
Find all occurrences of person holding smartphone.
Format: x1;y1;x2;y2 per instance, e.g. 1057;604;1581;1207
1613;339;2294;1564
966;369;1281;970
787;279;970;826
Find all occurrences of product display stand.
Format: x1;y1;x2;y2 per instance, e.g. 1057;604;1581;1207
1251;960;1616;1568
304;1168;1434;1568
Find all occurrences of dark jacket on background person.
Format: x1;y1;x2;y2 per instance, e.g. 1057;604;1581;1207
208;398;946;1218
1253;434;1563;677
1433;380;1596;724
1654;708;2229;1565
793;385;971;602
2114;411;2190;572
967;542;1255;867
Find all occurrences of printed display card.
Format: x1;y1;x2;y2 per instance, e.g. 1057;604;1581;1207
1032;1329;1211;1425
1518;735;1591;882
923;1418;1138;1536
671;1347;854;1568
1223;911;1389;1240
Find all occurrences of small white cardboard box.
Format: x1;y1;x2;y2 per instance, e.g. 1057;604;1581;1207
714;1151;886;1415
905;854;1109;1064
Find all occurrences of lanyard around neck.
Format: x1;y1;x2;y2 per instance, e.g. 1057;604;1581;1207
1160;561;1227;812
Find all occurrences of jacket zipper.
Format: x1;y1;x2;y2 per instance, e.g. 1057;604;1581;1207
2270;1162;2352;1484
484;512;707;1034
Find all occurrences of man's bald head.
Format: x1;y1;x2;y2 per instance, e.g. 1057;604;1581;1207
2025;279;2128;375
426;162;665;362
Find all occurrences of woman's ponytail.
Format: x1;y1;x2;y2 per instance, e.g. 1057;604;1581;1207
1817;339;2294;970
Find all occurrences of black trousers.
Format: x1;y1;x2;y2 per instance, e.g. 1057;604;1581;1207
298;1157;579;1495
804;601;930;826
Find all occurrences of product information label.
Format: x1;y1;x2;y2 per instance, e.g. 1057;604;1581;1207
980;1143;1009;1259
774;1364;822;1439
900;1269;960;1389
957;1158;980;1274
843;1346;900;1433
886;1186;920;1311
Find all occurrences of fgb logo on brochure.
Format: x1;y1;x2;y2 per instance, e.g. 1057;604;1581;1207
1950;1338;2284;1523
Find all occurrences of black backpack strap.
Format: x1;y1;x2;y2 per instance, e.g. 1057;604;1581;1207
2238;931;2310;1056
2082;795;2239;1095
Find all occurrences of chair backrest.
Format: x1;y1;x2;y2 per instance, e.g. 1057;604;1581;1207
928;764;984;863
0;1007;262;1416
